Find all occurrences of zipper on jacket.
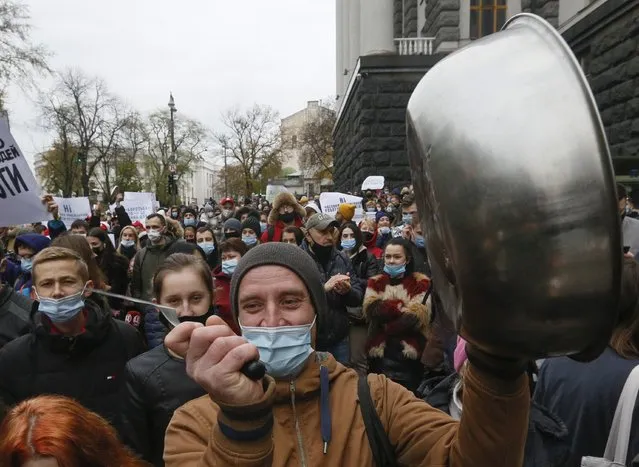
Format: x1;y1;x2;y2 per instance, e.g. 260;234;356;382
290;380;308;467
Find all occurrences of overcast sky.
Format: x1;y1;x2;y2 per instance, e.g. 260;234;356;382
7;0;336;167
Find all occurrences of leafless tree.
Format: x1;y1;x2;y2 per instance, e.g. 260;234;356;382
40;69;122;196
299;100;336;178
216;104;282;196
0;0;51;108
144;110;208;204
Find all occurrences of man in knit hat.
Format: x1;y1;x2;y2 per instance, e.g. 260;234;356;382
163;242;531;466
222;218;242;240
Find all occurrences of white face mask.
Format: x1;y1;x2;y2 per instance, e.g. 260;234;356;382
147;229;162;242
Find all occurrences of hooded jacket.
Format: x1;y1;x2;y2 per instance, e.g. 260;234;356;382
8;233;51;295
131;236;181;301
164;352;530;466
118;344;206;467
0;297;144;427
261;192;305;243
0;285;32;349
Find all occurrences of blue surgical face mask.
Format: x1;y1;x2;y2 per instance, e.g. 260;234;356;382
242;235;257;246
260;222;268;232
384;263;406;278
199;241;216;255
20;257;33;273
35;285;87;323
222;259;238;276
240;317;316;379
120;239;135;248
341;238;356;250
402;214;413;225
184;218;196;227
379;226;391;235
414;235;425;248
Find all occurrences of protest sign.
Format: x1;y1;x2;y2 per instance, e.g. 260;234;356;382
362;176;385;191
319;192;365;223
265;185;288;203
110;192;155;223
0;120;49;226
108;233;115;246
53;197;92;229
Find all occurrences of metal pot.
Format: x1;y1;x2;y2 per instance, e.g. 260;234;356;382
407;13;621;359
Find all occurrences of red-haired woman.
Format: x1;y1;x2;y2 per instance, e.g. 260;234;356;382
0;395;149;467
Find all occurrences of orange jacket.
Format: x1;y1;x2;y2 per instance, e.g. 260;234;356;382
164;352;529;466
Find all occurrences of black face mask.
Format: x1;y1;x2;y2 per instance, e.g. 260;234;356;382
311;242;333;260
280;212;296;223
362;231;374;243
186;238;196;244
225;231;240;239
178;307;216;325
159;307;216;328
92;247;103;256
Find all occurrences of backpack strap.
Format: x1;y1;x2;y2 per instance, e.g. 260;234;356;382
358;376;398;467
603;364;639;463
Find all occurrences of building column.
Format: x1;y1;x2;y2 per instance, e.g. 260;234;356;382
360;0;395;55
348;0;360;75
336;0;344;97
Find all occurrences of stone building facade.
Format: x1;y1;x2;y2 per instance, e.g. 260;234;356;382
334;0;639;192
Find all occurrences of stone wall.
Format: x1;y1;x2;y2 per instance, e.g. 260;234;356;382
333;56;443;192
521;0;559;28
404;0;419;37
562;1;639;170
394;0;404;38
423;0;460;48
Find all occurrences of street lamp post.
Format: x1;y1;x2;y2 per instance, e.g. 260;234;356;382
223;144;228;197
168;93;177;206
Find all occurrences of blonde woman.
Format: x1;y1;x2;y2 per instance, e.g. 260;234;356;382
118;225;140;261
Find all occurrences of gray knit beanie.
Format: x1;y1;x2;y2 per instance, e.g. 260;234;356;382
223;218;241;232
230;243;327;325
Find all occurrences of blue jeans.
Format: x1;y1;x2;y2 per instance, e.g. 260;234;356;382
327;337;350;365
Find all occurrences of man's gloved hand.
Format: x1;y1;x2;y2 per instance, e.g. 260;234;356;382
466;342;528;380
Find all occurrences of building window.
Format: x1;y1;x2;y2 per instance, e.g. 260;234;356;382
291;134;298;148
470;0;507;39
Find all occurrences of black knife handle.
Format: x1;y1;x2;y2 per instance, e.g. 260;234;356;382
241;360;266;380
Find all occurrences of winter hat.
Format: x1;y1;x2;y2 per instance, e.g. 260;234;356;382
338;203;355;222
299;196;309;206
183;207;197;218
453;336;467;373
375;211;392;223
132;221;146;231
230;243;327;324
305;201;320;215
223;218;242;233
241;216;262;237
14;233;51;254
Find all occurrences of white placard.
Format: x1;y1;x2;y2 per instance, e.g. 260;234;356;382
319;192;365;223
110;192;156;223
0;120;49;226
53;197;92;229
265;185;288;203
108;233;115;246
362;176;385;191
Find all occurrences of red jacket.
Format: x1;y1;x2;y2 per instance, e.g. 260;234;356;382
260;218;304;243
213;267;239;335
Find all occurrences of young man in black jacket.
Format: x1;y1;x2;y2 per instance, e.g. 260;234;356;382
0;247;144;428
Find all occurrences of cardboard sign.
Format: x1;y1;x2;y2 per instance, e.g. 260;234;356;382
319;192;365;223
265;185;288;203
53;197;92;229
0;120;49;226
110;192;156;223
362;176;385;191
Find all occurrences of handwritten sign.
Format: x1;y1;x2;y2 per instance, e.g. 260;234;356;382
110;192;156;223
362;176;385;191
53;197;92;229
0;120;48;226
265;185;288;203
319;192;365;223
